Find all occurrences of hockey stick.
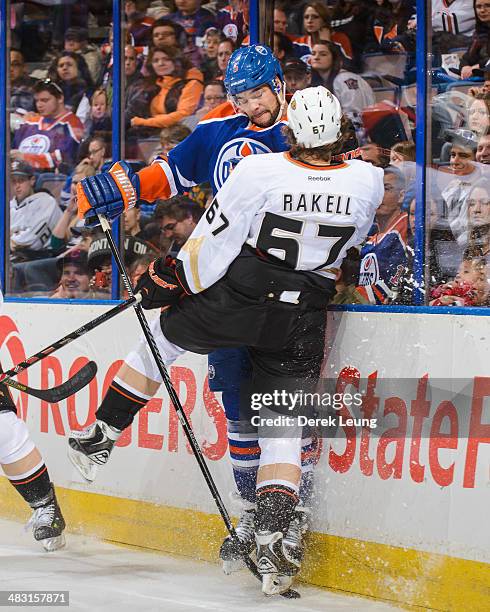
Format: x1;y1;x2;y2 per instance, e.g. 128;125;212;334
2;361;98;403
98;214;299;599
0;296;140;402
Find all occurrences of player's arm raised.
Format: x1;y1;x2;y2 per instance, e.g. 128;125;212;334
134;156;265;310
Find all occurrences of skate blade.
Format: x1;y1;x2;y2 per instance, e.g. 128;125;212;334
68;447;98;482
222;558;246;575
41;533;66;552
262;573;294;596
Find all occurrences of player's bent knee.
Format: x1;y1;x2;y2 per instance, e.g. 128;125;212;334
0;411;36;465
125;316;186;383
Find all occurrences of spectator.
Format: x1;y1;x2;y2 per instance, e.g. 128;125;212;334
130;46;204;130
460;0;490;79
356;165;409;304
10;161;62;260
123;203;143;237
365;0;415;53
283;58;312;96
150;17;203;68
10;49;37;114
297;2;354;65
84;89;112;138
329;0;372;69
153;195;204;251
152;124;192;160
64;27;102;85
440;131;487;242
216;38;236;80
125;45;154;131
201;27;222;79
183;79;226;128
274;5;289;35
467;93;490;137
310;40;375;131
50;160;96;253
430;248;490;306
477;131;490;161
298;2;332;47
274;32;296;63
169;0;216;43
83;136;108;173
125;0;155;46
11;80;84;172
432;0;476;53
50;250;90;299
47;51;94;117
216;0;249;44
390;140;416;210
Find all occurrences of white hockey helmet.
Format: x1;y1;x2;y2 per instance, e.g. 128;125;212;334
287;86;342;148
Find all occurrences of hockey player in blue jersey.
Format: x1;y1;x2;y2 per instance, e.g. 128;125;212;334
70;44;320;572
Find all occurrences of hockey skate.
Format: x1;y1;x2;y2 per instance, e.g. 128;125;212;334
255;530;301;596
219;496;256;574
26;486;66;552
68;420;121;482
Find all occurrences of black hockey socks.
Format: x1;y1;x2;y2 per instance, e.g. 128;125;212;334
9;462;52;506
256;484;299;534
96;378;150;430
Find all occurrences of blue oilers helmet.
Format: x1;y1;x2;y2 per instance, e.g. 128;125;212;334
224;44;284;102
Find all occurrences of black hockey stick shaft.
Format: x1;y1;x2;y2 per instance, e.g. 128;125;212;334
2;360;98;402
0;295;140;385
97;215;281;593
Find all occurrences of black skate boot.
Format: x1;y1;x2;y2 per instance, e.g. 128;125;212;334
219;496;256;574
255;530;301;596
27;485;66;552
282;506;310;569
68;420;121;482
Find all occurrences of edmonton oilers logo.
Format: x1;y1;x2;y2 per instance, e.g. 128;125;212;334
214;138;272;188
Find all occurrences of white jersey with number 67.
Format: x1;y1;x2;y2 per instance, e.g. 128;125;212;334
177;151;384;294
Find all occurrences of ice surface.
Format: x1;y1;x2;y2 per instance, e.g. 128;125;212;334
0;518;400;611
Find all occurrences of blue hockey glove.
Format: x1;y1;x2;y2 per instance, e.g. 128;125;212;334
77;161;140;227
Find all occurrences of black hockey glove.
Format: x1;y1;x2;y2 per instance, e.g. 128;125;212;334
135;256;185;310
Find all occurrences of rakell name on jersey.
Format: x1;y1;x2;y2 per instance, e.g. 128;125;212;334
283;193;351;215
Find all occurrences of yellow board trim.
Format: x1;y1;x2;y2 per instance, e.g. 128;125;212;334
1;477;488;611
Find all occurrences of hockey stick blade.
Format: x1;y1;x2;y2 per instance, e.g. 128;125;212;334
3;361;98;402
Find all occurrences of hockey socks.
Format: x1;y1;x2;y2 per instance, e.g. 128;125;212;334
256;484;299;535
96;377;151;430
9;461;52;506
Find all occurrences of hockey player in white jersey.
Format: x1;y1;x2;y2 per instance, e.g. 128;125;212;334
71;86;383;594
0;290;66;551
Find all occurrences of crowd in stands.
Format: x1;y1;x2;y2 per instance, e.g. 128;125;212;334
6;0;490;308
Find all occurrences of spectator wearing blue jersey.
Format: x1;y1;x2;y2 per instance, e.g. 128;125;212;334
357;165;409;304
169;0;217;43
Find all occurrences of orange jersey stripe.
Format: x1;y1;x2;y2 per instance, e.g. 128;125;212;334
139;163;172;202
12;465;48;486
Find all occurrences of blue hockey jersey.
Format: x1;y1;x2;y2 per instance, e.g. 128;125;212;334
137;103;289;202
357;211;409;304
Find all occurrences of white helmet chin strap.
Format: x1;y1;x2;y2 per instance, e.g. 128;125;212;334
272;81;287;124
